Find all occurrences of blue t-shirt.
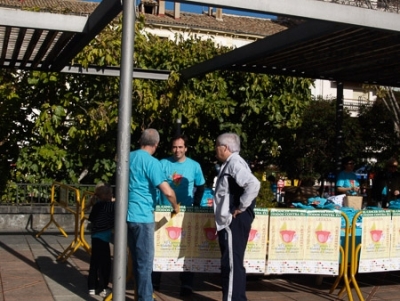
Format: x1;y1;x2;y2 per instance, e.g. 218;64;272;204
127;149;167;223
92;229;112;243
336;171;359;194
158;157;205;206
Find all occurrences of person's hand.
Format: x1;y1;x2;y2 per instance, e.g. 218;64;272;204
171;203;180;218
232;209;242;218
394;190;400;196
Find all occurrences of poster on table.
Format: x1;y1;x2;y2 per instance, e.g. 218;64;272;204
303;210;341;275
266;209;307;274
358;210;392;273
191;208;220;273
390;210;400;270
154;207;270;273
153;206;195;272
244;208;269;273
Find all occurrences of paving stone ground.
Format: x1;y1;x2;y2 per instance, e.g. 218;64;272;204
0;230;399;301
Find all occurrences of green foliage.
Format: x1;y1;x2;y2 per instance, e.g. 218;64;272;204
358;99;400;167
253;171;276;208
279;99;367;180
0;16;316;188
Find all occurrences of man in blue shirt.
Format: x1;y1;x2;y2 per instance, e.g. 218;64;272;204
158;134;205;207
336;156;360;196
127;128;180;301
153;134;205;296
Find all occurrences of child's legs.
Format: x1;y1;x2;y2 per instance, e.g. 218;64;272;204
88;237;102;290
98;240;111;290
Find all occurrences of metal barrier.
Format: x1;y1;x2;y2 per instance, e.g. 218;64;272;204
36;182;91;261
346;209;396;301
36;182;81;238
1;182;98;206
329;212;353;300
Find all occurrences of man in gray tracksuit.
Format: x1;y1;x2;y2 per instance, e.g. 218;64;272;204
213;133;260;301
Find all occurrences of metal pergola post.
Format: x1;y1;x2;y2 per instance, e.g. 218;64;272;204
112;0;136;300
335;81;344;176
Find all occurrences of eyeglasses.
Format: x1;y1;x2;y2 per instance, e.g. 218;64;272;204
346;162;355;165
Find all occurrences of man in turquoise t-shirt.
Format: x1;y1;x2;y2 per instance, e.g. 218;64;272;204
154;134;205;296
158;134;205;207
127;128;180;301
336;156;360;196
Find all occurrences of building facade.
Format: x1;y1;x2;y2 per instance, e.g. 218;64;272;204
140;0;377;116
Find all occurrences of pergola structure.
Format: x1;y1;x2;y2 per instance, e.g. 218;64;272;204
2;0;400;300
180;0;400;88
3;0;400;85
0;0;168;80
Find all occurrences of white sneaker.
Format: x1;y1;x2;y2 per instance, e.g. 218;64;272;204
88;289;95;295
99;288;111;298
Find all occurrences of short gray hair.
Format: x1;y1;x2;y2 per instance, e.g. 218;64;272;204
216;133;240;153
139;128;160;146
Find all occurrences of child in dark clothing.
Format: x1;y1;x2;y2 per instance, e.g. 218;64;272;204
87;184;115;298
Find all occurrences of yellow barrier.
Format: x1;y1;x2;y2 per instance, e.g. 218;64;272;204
329;212;353;300
79;190;93;255
346;209;395;301
36;182;81;238
56;187;92;261
36;182;92;261
349;210;364;301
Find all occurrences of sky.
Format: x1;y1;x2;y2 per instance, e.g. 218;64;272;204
85;0;276;19
164;2;276;19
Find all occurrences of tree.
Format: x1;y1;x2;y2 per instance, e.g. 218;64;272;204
279;97;367;183
358;97;400;168
2;16;314;188
0;70;35;190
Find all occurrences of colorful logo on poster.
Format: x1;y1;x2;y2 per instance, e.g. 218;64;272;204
315;223;331;253
315;223;331;244
165;226;182;240
315;230;331;243
279;222;296;252
370;223;383;243
280;230;296;243
204;227;217;241
248;229;258;242
203;219;217;241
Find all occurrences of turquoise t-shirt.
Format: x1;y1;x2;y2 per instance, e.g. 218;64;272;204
92;229;112;243
158;157;205;206
336;171;359;195
127;149;167;223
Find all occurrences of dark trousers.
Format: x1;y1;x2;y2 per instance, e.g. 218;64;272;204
88;237;111;291
218;210;253;301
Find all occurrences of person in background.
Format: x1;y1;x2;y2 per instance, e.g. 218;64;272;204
336;156;360;196
153;134;205;296
267;175;277;202
87;184;115;298
372;157;400;208
213;133;260;301
127;128;180;301
86;182;106;212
